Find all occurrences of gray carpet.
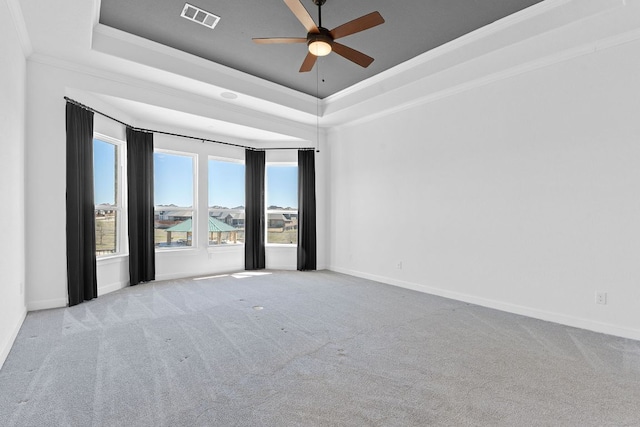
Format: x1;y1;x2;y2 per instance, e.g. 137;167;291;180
1;270;639;426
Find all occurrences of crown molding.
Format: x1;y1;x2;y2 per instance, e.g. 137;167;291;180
5;0;33;57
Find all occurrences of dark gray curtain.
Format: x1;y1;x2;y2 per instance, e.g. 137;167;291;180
245;149;265;270
126;127;155;285
297;150;317;270
66;102;98;306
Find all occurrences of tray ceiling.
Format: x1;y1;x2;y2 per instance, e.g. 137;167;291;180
99;0;544;98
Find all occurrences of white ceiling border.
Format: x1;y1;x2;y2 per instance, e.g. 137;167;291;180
323;0;632;129
327;12;640;130
322;0;625;117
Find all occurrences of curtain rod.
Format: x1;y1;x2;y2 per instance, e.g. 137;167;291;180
64;97;316;152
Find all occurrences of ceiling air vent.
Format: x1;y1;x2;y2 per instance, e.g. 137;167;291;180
181;3;220;29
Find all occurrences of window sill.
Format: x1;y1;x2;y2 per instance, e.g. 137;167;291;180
266;244;297;248
155;247;198;254
96;254;128;264
208;244;244;252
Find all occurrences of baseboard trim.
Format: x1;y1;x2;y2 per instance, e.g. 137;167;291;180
155;272;197;282
26;282;128;311
330;266;640;342
265;265;297;271
98;281;128;296
27;297;67;311
0;307;27;369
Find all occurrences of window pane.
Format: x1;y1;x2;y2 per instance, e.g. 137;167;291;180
95;210;118;255
154;210;193;248
208;211;245;245
94;139;116;206
266;165;298;245
154;152;195;249
266;165;297;209
209;159;245;245
208;160;244;208
154;152;194;207
94;138;119;256
267;213;298;244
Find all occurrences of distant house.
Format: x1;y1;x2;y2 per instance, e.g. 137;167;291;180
217;212;234;225
229;212;245;227
156;210;191;222
268;213;287;228
210;209;244;228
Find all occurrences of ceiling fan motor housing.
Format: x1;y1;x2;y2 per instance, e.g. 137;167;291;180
307;27;332;46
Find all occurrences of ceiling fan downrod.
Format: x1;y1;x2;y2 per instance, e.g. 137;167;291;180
313;0;326;28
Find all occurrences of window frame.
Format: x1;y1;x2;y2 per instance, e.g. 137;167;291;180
265;162;298;247
208;156;246;247
93;133;127;259
153;149;198;251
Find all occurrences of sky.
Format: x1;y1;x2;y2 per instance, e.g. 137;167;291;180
209;159;244;208
154;152;193;207
93;141;298;209
93;139;116;206
266;164;298;209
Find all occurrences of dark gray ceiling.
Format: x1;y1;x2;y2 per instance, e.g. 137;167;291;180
99;0;544;98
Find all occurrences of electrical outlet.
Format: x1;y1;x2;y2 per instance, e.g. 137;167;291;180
595;292;607;305
397;261;403;270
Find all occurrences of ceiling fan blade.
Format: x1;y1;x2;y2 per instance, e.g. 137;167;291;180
332;42;374;68
252;37;307;44
299;52;318;72
329;11;385;40
284;0;319;34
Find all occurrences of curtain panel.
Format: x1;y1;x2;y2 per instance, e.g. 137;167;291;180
297;150;317;271
65;102;98;306
126;127;156;285
245;149;266;270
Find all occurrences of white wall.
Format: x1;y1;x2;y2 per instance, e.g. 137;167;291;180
327;33;640;339
0;0;28;367
24;58;325;310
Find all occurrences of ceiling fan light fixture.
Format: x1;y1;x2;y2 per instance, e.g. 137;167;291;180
307;28;333;57
308;40;332;56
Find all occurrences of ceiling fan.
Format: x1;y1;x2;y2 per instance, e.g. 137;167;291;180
252;0;385;72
